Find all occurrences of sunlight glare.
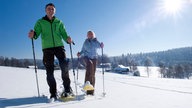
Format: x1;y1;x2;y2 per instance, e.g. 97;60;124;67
164;0;182;13
159;0;184;17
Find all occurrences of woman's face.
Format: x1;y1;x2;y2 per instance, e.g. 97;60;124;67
87;31;94;39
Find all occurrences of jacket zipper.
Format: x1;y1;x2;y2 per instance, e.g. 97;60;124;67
50;22;56;47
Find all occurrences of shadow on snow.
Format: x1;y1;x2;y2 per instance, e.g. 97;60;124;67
0;97;47;108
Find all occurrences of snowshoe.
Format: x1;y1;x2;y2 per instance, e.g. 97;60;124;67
59;95;75;102
59;91;75;102
83;81;95;95
86;90;94;95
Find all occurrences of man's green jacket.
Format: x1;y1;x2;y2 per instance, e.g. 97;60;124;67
34;16;68;49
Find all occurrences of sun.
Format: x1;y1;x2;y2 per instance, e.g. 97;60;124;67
158;0;185;17
163;0;182;14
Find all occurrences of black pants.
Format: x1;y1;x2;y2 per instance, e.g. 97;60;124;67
43;46;71;96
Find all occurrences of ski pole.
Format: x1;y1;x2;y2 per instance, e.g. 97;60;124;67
69;42;78;97
76;56;80;82
101;46;106;96
31;38;40;97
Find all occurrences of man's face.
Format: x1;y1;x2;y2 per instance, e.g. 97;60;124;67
46;5;55;17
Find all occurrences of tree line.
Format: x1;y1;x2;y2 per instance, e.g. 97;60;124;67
0;56;42;68
1;47;192;79
109;47;192;79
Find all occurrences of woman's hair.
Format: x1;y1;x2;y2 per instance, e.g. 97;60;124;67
87;30;96;38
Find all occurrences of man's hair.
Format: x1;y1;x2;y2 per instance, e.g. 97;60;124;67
45;3;55;9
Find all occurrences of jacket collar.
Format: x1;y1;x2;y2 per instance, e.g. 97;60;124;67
87;38;97;42
42;15;56;22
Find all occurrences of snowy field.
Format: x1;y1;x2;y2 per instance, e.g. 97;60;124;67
0;66;192;108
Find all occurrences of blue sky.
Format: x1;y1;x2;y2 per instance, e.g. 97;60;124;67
0;0;192;59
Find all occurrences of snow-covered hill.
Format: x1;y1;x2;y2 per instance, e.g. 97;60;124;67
0;66;192;108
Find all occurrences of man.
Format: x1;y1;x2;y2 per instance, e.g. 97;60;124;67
28;3;73;100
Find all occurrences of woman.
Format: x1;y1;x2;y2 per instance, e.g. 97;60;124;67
77;30;104;95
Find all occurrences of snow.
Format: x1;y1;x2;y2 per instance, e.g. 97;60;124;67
137;66;161;78
0;66;192;108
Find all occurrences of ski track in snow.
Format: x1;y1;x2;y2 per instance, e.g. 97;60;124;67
105;77;192;95
98;72;192;95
